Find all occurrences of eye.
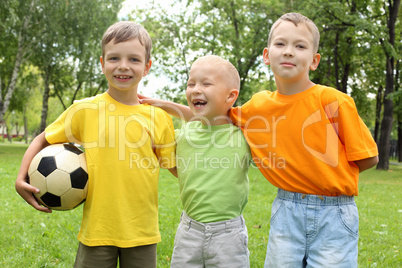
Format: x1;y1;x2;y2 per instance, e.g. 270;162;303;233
274;42;285;46
187;83;195;87
130;58;140;62
204;82;212;86
296;44;306;49
109;57;118;61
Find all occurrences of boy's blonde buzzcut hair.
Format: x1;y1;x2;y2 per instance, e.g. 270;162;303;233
193;55;240;91
101;21;152;63
267;13;320;53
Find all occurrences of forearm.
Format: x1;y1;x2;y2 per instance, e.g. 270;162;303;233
354;155;379;172
16;132;50;182
15;131;52;213
155;100;193;121
168;167;178;178
139;94;194;121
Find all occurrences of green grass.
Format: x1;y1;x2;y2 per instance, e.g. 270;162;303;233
1;143;401;267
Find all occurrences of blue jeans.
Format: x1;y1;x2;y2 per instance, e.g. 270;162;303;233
264;189;358;268
171;211;249;268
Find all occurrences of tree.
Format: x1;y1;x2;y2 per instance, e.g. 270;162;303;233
133;0;285;104
28;0;123;132
130;0;400;166
1;0;123;134
377;0;400;169
0;0;38;123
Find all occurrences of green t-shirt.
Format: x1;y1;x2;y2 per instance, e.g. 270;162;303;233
175;121;251;223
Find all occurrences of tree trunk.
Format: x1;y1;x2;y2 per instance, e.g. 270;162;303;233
0;38;25;123
374;85;383;143
24;108;28;144
0;0;35;123
398;117;402;162
40;74;51;132
377;0;400;170
334;32;340;91
377;75;393;170
341;61;351;94
6;125;12;143
397;60;401;162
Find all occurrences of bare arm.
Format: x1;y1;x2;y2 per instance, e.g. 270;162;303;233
354;156;379;173
15;131;52;213
168;167;178;178
138;94;194;121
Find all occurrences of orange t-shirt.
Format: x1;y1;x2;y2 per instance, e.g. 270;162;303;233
229;85;378;196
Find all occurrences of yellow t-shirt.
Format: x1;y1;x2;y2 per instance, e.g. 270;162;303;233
230;85;378;196
45;92;176;247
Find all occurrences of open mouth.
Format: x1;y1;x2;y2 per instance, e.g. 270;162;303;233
114;75;132;80
193;100;207;108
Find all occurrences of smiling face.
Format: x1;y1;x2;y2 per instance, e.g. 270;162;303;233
186;57;239;125
100;38;151;104
263;20;320;93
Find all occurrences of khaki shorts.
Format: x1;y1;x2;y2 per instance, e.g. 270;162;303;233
171;211;249;268
74;242;157;268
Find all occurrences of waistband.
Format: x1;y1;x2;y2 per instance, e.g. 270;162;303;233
277;189;354;205
180;211;245;233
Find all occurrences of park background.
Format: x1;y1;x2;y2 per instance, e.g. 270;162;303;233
0;0;401;267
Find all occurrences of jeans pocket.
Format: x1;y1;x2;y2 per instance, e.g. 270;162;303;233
270;197;284;223
337;203;359;237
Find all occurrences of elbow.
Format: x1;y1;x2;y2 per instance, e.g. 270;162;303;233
372;155;379;166
355;155;379;172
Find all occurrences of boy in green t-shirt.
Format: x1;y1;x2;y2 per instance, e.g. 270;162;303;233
143;55;251;267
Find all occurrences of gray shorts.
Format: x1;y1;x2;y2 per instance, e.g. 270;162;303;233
171;211;249;268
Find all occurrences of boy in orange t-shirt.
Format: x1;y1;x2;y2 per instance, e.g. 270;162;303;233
232;13;378;267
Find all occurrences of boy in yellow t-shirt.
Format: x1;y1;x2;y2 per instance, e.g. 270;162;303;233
140;13;378;267
15;21;176;268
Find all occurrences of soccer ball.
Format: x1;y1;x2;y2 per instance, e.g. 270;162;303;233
28;143;88;211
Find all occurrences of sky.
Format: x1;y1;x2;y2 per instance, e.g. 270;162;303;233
118;0;179;97
119;0;178;17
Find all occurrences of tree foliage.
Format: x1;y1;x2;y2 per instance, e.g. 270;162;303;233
131;0;400;167
132;0;287;104
0;0;400;167
0;0;123;133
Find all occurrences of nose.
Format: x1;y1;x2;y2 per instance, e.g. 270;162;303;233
118;59;129;70
190;84;202;94
283;46;294;57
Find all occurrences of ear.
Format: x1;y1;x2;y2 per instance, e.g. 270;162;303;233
263;47;270;66
310;53;321;71
100;56;105;73
142;60;152;77
226;89;239;104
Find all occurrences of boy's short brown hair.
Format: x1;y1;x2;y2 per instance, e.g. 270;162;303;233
101;21;152;63
267;13;320;53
